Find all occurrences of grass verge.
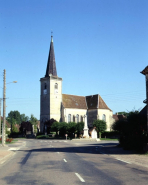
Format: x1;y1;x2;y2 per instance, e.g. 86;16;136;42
100;138;118;141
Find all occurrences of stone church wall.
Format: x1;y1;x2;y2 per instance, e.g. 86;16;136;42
97;109;114;131
87;109;97;127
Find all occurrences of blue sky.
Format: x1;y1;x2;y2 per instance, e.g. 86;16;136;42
0;0;148;119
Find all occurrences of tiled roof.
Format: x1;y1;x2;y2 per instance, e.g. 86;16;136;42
86;94;112;111
86;95;98;109
98;95;112;111
1;116;11;128
113;114;126;121
141;66;148;75
62;94;87;109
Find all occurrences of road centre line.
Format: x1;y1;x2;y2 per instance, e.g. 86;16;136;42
63;159;67;162
75;173;85;182
116;158;131;164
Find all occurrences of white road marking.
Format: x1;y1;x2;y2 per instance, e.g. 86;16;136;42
57;152;60;154
75;173;85;182
64;141;67;142
0;160;6;164
63;159;67;162
116;158;131;164
8;148;20;151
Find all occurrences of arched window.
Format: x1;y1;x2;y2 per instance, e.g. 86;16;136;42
68;114;71;123
81;116;83;122
44;83;47;89
102;114;106;122
76;114;79;123
73;115;75;123
55;83;58;89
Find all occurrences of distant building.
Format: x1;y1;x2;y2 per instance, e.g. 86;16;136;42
20;121;33;135
40;35;115;133
113;113;126;122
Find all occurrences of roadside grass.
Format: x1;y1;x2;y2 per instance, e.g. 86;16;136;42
36;135;71;140
100;138;118;141
0;139;18;144
36;135;50;139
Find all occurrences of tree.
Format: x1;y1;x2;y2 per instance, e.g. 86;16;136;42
20;114;29;122
92;120;107;138
59;122;68;136
51;122;60;135
76;122;84;135
112;110;147;151
68;122;76;137
29;114;38;133
7;110;21;124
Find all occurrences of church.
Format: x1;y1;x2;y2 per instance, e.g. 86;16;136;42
40;35;114;133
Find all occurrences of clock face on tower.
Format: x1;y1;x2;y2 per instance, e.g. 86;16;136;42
55;89;58;94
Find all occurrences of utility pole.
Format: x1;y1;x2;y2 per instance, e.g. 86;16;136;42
2;69;6;146
0;98;2;136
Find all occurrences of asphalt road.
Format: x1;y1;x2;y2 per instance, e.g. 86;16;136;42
0;139;148;185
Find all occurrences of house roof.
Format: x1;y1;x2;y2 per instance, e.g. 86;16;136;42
141;66;148;75
1;116;11;128
62;94;87;109
113;114;126;121
45;35;57;77
86;94;112;111
139;105;147;116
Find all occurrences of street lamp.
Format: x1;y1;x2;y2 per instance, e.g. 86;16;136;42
2;69;17;146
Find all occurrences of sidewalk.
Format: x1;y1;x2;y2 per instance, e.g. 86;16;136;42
102;143;148;168
0;139;26;164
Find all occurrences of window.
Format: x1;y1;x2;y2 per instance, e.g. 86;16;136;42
73;115;75;122
55;83;58;89
102;114;106;121
44;83;47;89
68;114;71;123
81;116;83;122
76;114;79;123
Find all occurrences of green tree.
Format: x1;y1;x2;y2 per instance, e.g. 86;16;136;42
7;110;21;124
20;114;29;122
112;110;147;151
59;122;68;136
92;120;107;138
29;114;38;134
51;122;60;135
68;122;76;137
76;122;84;135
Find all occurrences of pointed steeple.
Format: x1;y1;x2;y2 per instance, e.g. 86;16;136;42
45;34;57;77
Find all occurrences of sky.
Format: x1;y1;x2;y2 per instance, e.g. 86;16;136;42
0;0;148;120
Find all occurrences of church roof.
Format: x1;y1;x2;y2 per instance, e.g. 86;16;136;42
141;66;148;75
62;94;112;111
86;94;112;111
62;94;87;109
45;35;57;77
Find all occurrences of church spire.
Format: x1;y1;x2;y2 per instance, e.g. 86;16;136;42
45;34;57;77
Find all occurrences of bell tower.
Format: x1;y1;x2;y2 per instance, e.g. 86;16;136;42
40;35;62;133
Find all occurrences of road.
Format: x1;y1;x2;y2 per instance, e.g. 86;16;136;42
0;139;148;185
